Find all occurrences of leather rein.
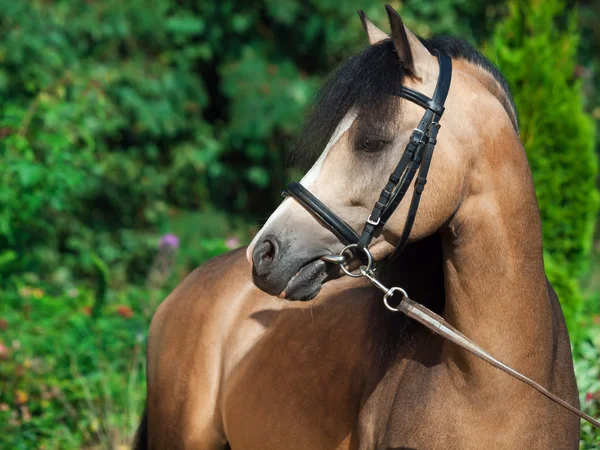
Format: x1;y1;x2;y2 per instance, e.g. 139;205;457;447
281;49;600;428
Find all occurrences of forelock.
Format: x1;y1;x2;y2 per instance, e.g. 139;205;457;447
289;40;406;170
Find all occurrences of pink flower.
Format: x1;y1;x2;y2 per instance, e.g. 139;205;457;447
586;392;594;402
225;236;241;250
159;233;179;249
0;342;8;360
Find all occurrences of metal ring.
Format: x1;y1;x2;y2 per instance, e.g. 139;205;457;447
339;244;373;278
383;287;408;312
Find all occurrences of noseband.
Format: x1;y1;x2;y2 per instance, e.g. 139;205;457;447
283;49;452;260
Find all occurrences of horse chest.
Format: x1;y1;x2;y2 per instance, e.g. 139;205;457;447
221;297;374;450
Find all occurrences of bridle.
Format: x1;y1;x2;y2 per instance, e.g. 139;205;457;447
278;48;600;428
283;49;452;261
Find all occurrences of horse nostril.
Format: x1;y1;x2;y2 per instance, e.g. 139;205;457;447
252;237;280;276
263;242;275;261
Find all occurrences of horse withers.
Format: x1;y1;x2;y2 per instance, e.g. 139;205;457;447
136;6;580;449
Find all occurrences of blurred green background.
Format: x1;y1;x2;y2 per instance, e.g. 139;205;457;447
1;0;599;448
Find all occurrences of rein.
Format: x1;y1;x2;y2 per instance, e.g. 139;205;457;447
282;49;600;428
325;244;600;429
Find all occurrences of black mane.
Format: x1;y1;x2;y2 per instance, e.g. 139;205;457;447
290;36;517;169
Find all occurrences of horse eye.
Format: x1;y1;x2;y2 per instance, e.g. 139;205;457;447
356;137;388;153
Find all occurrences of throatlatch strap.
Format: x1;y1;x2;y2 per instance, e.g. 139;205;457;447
390;121;439;260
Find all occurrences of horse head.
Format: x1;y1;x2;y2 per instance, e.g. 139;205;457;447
247;6;515;301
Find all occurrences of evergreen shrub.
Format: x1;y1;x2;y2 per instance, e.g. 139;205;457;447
486;0;598;330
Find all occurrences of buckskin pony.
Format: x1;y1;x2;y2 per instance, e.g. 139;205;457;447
135;6;586;449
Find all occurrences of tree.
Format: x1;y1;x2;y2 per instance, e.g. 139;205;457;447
485;0;598;331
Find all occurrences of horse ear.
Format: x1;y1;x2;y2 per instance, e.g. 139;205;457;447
385;5;431;78
357;11;388;45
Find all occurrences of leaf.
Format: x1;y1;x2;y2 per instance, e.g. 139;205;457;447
165;15;205;36
247;166;270;188
0;251;17;268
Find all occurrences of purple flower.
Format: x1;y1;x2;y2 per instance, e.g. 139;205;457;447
159;233;179;249
225;236;241;250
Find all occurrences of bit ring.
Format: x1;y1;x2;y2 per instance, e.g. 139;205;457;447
339;244;373;278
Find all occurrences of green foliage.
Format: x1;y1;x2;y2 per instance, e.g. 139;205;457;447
485;0;598;330
544;251;583;338
576;0;600;117
0;285;150;449
0;0;493;289
574;324;600;448
0;0;221;286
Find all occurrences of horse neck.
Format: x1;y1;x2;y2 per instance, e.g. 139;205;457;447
440;125;556;380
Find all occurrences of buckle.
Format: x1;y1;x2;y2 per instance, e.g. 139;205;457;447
410;128;425;145
366;215;381;226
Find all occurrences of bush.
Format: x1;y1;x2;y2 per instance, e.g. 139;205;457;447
0;0;497;289
0;286;150;449
485;0;598;330
574;323;600;449
0;1;222;286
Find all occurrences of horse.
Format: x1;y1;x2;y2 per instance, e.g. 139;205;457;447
135;6;581;449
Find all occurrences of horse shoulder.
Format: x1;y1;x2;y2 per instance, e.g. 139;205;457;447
148;248;250;362
146;247;258;448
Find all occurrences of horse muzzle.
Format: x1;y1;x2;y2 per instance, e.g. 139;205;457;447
250;235;337;301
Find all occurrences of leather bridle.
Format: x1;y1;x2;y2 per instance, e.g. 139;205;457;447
283;49;452;261
277;49;600;428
